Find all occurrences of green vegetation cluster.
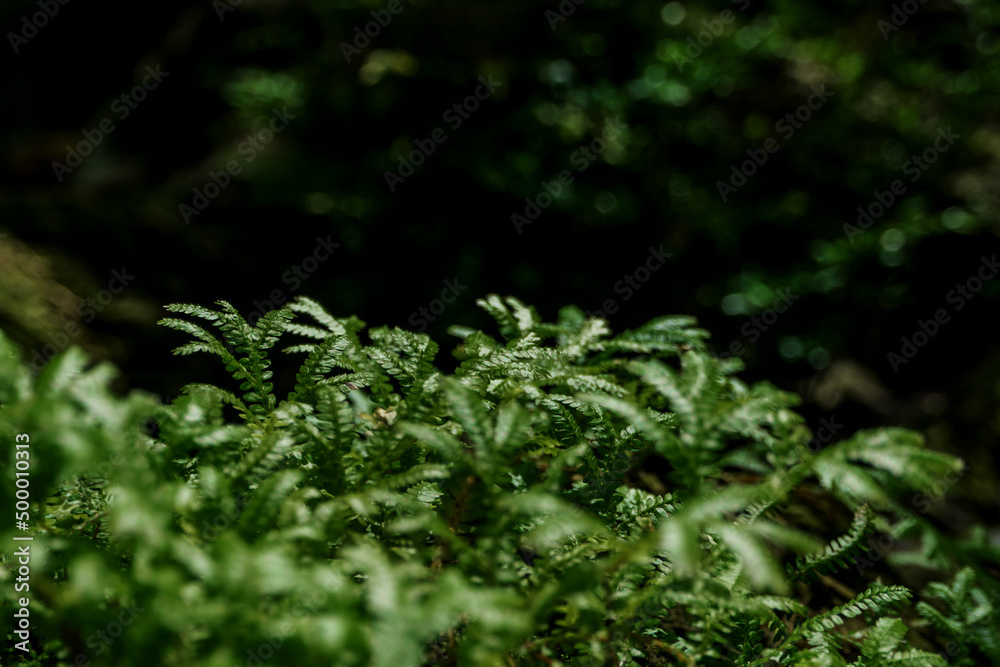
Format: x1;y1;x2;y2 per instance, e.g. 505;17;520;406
1;295;999;665
6;0;1000;537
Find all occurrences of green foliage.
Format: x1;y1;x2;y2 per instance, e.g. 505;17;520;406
916;567;1000;666
790;505;873;580
1;296;997;665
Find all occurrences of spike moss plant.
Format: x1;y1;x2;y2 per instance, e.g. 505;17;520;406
2;295;999;666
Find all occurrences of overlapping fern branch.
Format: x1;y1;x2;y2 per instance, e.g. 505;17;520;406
1;295;995;667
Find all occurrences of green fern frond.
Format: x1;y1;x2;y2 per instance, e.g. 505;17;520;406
140;295;997;667
605;315;709;355
286;295;351;335
441;377;493;449
477;294;523;341
397;421;465;460
860;617;908;659
162;302;222;321
284;322;330;339
915;566;1000;665
798;584;912;636
873;649;947;666
578;392;682;468
538;395;586;446
791;505;873;579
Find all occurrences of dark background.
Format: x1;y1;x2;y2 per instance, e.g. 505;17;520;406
3;0;1000;524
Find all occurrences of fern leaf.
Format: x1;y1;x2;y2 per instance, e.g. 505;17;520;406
441;377;493;448
791;505;873;579
860;617;907;659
